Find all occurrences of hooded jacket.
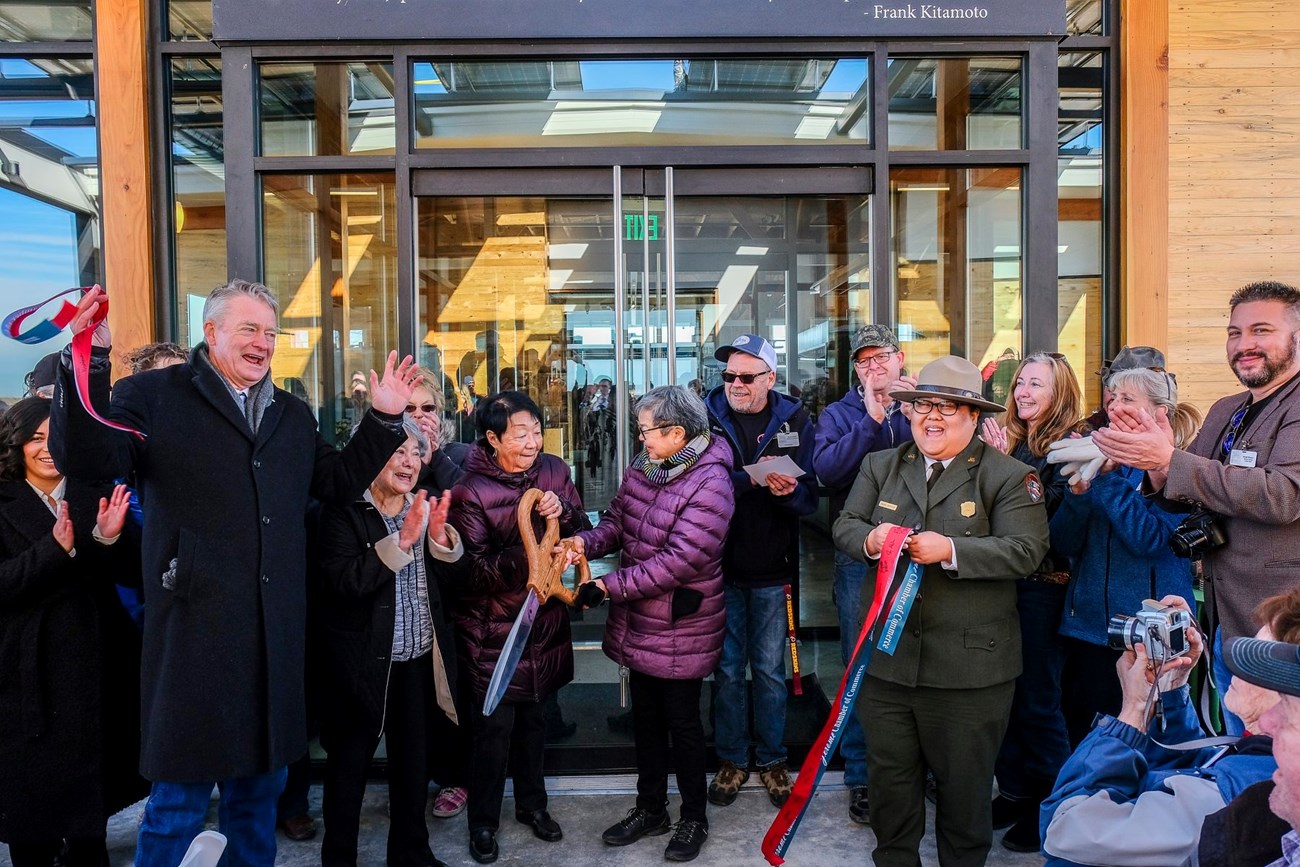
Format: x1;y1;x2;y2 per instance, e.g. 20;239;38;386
813;387;913;520
447;444;589;704
578;435;735;680
705;387;817;588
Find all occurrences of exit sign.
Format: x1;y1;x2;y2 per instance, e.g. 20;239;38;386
624;214;660;241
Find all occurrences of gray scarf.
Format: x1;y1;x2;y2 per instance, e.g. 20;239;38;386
194;343;274;433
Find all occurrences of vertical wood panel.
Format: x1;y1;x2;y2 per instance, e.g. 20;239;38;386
1121;0;1169;353
95;0;155;359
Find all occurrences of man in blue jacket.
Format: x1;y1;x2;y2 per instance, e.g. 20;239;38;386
704;334;817;809
812;324;914;824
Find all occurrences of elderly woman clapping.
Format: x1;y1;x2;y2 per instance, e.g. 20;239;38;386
316;418;463;867
563;385;735;863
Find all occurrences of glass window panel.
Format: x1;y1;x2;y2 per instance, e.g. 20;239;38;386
892;167;1023;395
170;56;225;350
1066;0;1103;35
260;62;396;157
263;173;398;439
412;57;869;149
888;56;1022;151
0;57;100;401
168;0;213;41
1058;51;1105;411
0;1;93;41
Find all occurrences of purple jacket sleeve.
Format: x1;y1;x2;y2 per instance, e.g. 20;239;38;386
602;465;735;603
450;488;529;595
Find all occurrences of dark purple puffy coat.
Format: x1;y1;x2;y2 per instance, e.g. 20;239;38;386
447;445;589;704
577;436;735;680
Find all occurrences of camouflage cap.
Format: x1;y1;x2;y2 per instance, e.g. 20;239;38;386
850;324;900;355
1097;345;1165;381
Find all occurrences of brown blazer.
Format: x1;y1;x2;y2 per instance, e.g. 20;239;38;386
1163;371;1300;639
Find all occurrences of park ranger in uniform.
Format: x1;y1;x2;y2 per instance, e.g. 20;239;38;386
833;355;1050;867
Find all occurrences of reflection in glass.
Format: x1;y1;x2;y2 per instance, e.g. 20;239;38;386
260;62;396;157
1066;0;1103;35
892;167;1023;398
170;57;225;350
412;58;869;149
0;57;99;400
263;173;398;440
168;0;213;41
1058;51;1105;410
0;1;92;41
887;56;1022;151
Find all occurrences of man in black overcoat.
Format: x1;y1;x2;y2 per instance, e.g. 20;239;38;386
49;280;417;867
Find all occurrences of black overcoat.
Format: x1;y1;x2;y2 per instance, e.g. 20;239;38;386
49;346;403;782
0;479;146;841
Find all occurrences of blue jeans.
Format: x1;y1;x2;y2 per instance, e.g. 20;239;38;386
714;583;789;768
995;581;1070;798
833;551;869;787
135;768;287;867
1214;627;1246;736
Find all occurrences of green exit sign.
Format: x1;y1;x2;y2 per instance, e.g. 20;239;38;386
624;214;660;241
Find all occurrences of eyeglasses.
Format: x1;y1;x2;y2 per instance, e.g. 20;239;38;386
853;350;897;370
637;424;676;437
722;369;771;384
405;403;438;414
911;398;962;417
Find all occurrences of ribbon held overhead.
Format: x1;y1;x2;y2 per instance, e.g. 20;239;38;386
2;287;88;345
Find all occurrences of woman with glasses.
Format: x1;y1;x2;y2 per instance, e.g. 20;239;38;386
833;355;1049;867
561;385;734;863
979;351;1084;852
1049;367;1201;745
407;368;469;498
445;391;590;864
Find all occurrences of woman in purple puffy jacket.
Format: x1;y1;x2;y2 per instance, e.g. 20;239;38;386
565;385;735;863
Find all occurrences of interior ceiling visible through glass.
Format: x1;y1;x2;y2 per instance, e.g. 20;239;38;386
0;1;93;41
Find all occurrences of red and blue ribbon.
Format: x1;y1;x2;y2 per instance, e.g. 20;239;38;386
2;287;88;345
762;525;921;865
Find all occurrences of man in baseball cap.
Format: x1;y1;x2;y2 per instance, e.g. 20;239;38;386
812;324;915;824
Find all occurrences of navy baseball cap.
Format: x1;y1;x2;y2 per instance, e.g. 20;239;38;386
1225;636;1300;697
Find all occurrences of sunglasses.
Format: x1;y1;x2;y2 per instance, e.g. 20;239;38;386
722;369;771;385
405;403;438;414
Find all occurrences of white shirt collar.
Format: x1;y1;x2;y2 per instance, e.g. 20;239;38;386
27;477;67;514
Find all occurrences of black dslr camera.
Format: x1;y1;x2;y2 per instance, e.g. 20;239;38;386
1169;509;1227;559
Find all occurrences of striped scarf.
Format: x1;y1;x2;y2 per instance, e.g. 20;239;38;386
639;432;711;485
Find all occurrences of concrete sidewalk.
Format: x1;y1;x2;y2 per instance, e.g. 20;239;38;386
5;773;1044;867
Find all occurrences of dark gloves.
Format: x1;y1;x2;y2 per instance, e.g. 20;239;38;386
575;581;607;608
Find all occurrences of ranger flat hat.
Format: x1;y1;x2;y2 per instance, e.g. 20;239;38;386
850;324;900;355
889;355;1006;414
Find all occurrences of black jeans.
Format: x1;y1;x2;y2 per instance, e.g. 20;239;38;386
631;671;708;824
321;653;443;867
1062;637;1123;748
468;697;548;832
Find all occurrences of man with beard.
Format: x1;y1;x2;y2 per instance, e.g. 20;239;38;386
1093;280;1300;735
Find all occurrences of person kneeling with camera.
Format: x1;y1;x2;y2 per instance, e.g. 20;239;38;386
1040;593;1284;867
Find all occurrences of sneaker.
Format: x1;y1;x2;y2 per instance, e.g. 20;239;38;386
759;762;793;807
602;807;671;846
431;786;468;818
706;761;749;806
664;820;708;862
848;786;870;825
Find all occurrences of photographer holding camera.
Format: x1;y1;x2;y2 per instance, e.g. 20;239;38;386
1093;280;1300;734
1040;593;1285;867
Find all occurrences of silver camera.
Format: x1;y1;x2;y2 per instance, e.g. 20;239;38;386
1106;599;1193;660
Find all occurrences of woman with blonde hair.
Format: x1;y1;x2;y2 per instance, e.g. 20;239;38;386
980;351;1085;852
1049;366;1202;748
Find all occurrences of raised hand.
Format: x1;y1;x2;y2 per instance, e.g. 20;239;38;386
68;284;111;348
398;489;430;552
369;351;422;415
1092;405;1175;472
980;417;1009;453
426;490;453;548
53;501;74;553
862;381;886;423
95;484;131;539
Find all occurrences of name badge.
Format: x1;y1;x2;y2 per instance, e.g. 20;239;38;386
878;500;898;511
1229;449;1258;468
776;430;800;448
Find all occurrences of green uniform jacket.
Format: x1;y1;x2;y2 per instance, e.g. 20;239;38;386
832;437;1050;690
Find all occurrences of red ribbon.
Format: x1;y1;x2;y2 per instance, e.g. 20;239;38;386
69;290;146;440
761;525;913;865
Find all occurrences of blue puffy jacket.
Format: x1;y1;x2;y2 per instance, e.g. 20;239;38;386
1050;465;1194;645
1041;686;1275;867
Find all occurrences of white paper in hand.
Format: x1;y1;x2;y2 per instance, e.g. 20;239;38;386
744;454;806;486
